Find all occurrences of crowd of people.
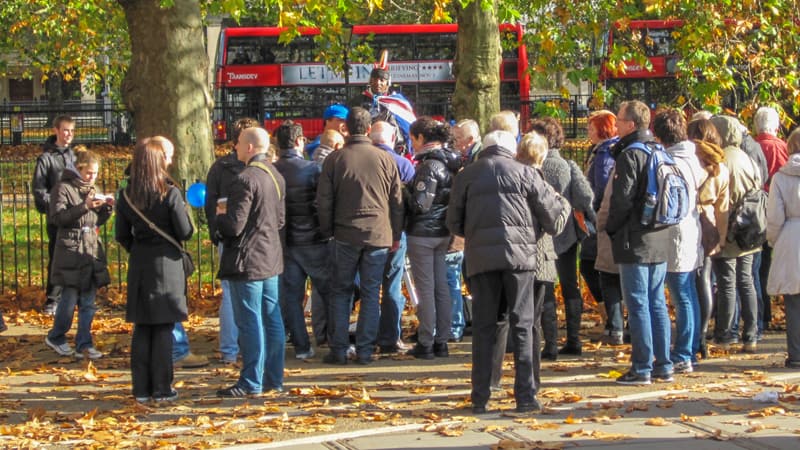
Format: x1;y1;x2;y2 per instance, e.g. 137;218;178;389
15;68;800;413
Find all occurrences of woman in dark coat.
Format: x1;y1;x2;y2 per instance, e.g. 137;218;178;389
115;136;193;403
45;148;112;360
405;117;462;359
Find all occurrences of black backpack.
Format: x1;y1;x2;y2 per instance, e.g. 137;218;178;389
727;187;767;251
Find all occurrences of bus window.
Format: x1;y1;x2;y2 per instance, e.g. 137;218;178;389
415;33;457;60
362;34;414;61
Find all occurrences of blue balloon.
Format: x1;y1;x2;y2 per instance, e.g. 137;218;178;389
186;182;206;208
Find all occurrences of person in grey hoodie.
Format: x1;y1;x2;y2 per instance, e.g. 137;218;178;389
529;117;595;357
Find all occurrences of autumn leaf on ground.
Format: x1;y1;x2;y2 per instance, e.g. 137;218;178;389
564;414;582;424
680;414;697;422
746;422;779;433
491;439;564;450
748;407;786;417
625;402;649;413
645;417;670;426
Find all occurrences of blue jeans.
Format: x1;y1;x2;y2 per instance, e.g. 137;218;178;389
47;286;97;352
172;322;190;363
666;272;700;364
219;279;239;361
229;276;284;393
281;243;332;354
329;240;389;359
446;251;465;340
619;263;672;376
377;233;407;347
218;244;239;361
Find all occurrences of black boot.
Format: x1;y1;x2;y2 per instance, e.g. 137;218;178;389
560;297;583;355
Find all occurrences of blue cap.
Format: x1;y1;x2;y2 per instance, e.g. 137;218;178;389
323;104;349;120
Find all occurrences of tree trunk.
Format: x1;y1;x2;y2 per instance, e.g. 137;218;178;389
452;0;500;135
118;0;214;185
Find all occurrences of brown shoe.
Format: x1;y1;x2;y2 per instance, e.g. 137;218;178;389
175;352;209;368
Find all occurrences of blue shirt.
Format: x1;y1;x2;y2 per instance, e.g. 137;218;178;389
376;143;415;183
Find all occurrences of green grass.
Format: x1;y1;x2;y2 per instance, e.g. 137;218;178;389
0;204;218;294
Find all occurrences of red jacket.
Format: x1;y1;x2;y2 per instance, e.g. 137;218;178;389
755;132;788;190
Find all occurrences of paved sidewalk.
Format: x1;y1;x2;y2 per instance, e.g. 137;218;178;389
1;315;798;449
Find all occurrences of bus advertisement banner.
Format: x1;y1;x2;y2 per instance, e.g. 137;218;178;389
221;61;455;87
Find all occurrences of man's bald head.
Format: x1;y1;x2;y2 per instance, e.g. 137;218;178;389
235;127;271;162
369;121;396;146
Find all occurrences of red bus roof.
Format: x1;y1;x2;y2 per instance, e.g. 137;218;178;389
222;23;523;40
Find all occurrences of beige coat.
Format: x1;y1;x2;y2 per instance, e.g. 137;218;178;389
718;146;762;258
594;168;618;274
697;163;730;257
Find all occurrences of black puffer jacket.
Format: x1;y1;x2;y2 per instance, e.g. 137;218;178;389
605;129;671;264
204;152;245;244
32;136;75;216
447;145;566;277
406;147;461;237
273;149;327;246
49;167;112;290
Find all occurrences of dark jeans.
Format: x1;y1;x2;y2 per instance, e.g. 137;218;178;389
695;257;714;344
598;272;624;333
45;223;62;305
131;323;174;398
469;270;535;408
329;240;389;360
555;243;581;346
758;244;773;330
281;243;332;354
712;255;757;345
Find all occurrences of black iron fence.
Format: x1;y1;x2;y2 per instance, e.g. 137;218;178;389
0;164;217;295
0;100;133;145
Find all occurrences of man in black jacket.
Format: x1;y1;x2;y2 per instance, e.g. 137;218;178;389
273;120;332;361
447;130;566;415
215;127;286;397
32;115;76;315
204;117;255;364
606;100;673;386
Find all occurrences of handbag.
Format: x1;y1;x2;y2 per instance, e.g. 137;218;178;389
122;189;195;278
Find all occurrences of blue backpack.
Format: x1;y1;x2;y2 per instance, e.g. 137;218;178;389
627;141;690;228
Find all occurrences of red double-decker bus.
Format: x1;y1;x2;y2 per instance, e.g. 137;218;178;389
213;23;530;140
599;19;684;109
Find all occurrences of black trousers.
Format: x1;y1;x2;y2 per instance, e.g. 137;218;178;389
491;281;549;392
469;270;535;408
131;323;174;398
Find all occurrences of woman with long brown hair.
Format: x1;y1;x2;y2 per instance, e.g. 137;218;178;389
115;136;193;403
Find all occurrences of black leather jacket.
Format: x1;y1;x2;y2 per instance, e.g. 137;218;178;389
273;149;327;246
405;147;461;237
32;136;75;216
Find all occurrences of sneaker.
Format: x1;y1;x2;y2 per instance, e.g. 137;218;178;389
175;352;209;368
433;342;449;357
406;343;435;360
75;347;104;360
45;337;75;356
472;404;489;415
134;396;151;403
154;390;179;402
741;342;757;353
43;300;58;316
295;347;315;360
378;344;402;354
217;385;254;398
616;370;651;385
673;360;693;374
652;372;674;382
600;333;624;346
541;349;558;361
354;356;373;365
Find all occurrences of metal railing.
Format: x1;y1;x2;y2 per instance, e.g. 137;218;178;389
0;172;216;295
0;100;133;145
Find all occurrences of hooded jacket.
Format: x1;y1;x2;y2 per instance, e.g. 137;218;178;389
49;167;112;290
766;153;800;295
664;140;705;272
447;144;567;277
606;129;671;264
711;115;762;258
32;136;75;216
